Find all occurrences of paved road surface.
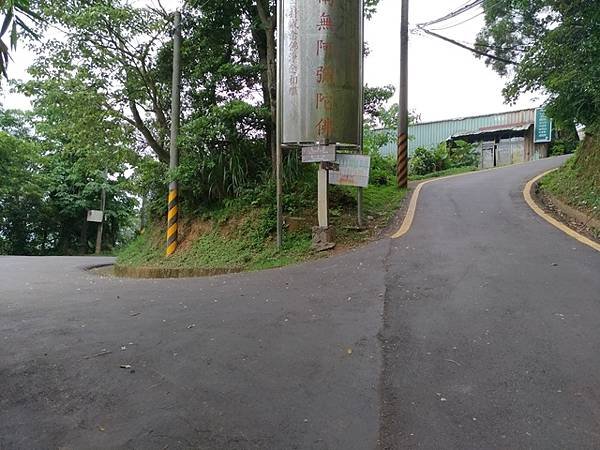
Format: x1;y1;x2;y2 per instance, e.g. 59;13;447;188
1;156;599;449
381;156;600;449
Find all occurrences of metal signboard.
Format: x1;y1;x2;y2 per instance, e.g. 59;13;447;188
328;154;370;188
87;210;104;223
302;144;336;163
534;108;553;143
282;0;361;145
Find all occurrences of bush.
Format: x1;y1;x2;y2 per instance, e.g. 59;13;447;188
409;140;477;177
409;147;437;175
448;140;478;168
550;138;579;156
363;127;397;185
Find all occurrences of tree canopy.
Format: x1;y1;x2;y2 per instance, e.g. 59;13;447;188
1;0;392;255
476;0;600;128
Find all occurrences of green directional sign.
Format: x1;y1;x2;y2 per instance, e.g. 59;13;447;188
534;108;553;143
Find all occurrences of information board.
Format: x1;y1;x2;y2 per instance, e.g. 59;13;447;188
534;108;553;143
302;144;336;163
282;0;361;145
87;210;104;223
328;154;370;188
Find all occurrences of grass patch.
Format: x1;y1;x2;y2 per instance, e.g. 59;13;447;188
117;182;406;273
539;136;599;216
408;166;477;181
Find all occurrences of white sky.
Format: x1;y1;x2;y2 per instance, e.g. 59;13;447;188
2;0;542;123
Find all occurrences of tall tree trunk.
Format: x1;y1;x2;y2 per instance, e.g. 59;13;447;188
255;0;278;174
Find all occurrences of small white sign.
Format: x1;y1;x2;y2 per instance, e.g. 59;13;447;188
328;154;371;188
87;210;104;223
302;144;337;163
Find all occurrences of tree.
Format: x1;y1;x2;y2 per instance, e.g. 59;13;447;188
31;0;172;162
476;0;600;128
0;131;46;254
0;0;40;78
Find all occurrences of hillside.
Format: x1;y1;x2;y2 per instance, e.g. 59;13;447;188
116;183;405;275
540;132;600;236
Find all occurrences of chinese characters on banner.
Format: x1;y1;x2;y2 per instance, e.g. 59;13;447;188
282;0;361;145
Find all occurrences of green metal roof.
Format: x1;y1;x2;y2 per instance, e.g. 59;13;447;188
379;108;537;157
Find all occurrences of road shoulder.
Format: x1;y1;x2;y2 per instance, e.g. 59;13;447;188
524;170;600;252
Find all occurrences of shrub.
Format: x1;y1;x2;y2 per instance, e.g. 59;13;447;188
409;147;437;175
448;140;478;168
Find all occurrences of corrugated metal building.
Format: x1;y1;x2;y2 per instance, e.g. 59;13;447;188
379;108;551;168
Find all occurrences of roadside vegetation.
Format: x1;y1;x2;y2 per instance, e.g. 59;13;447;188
408;140;479;180
478;0;599;226
1;0;404;264
539;132;600;229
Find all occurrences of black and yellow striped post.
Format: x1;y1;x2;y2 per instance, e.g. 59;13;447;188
166;11;182;257
397;0;409;189
397;132;409;188
166;182;178;256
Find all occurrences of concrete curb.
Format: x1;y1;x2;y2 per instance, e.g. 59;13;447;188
113;264;244;279
524;170;600;253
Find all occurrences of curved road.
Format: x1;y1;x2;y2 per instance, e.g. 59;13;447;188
1;156;599;449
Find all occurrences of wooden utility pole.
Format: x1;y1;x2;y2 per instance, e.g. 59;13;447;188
166;10;182;256
397;0;409;188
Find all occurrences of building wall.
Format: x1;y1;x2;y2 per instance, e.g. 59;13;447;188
379;108;537;157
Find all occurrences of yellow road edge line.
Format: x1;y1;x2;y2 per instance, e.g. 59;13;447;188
390;157;571;241
523;169;600;253
391;168;493;240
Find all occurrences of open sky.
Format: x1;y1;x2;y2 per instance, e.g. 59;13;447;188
2;0;542;122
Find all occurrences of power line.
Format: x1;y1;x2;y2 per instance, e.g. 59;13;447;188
419;28;516;65
428;10;484;31
417;0;483;28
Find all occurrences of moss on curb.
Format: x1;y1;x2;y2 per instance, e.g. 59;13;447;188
113;264;244;279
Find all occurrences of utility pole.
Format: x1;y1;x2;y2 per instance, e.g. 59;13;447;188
166;10;182;257
397;0;409;189
95;182;106;255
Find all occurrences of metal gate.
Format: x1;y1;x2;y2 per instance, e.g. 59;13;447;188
481;141;495;169
496;139;512;167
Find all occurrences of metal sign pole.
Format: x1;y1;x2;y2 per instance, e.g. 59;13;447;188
94;181;106;255
276;0;284;250
357;0;365;228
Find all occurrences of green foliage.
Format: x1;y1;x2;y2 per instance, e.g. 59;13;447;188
0;131;45;254
447;140;479;168
477;0;600;128
117;180;405;272
410;140;477;176
410;147;437;176
0;0;41;78
408;166;477;182
363;127;396;185
550;138;579;156
540;133;600;216
0;75;138;255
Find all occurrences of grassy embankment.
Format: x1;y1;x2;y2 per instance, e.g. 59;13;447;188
117;183;406;272
408;166;477;182
539;133;600;235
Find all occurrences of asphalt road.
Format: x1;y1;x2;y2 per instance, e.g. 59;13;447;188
1;156;599;449
381;155;600;449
